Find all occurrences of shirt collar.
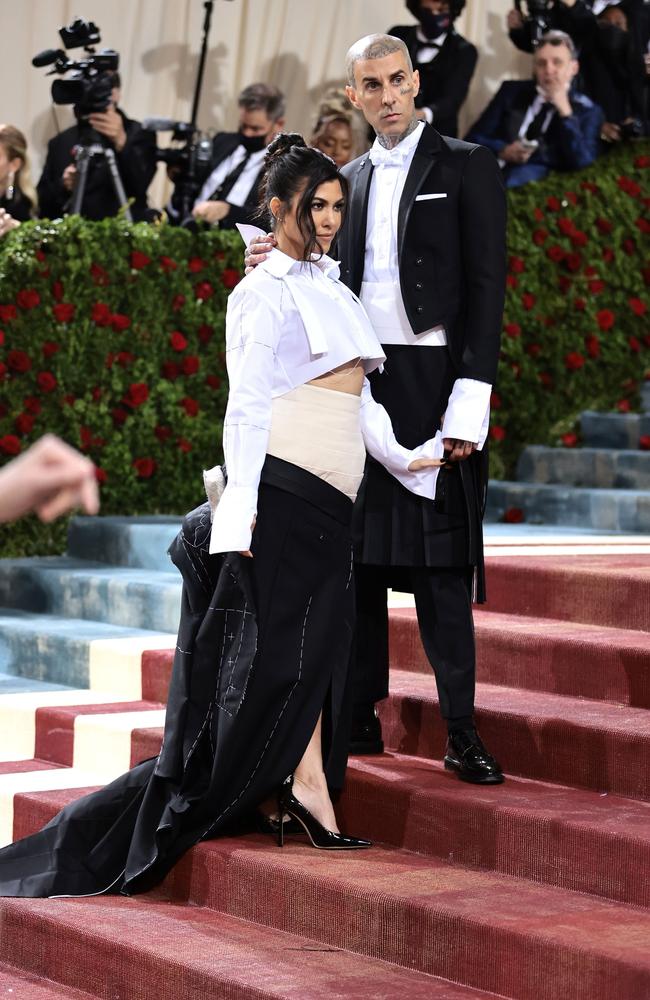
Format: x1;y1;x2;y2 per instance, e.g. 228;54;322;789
369;119;425;167
261;247;341;280
416;26;448;46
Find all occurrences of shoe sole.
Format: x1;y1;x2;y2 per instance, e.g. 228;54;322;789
444;757;505;785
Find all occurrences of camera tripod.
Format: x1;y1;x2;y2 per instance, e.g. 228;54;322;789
68;132;133;222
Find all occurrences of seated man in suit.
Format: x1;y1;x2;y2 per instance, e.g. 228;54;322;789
186;83;285;229
389;0;477;137
465;29;604;187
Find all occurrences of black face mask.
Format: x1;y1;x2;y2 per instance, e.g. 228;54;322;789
239;132;267;153
418;8;451;39
597;23;629;61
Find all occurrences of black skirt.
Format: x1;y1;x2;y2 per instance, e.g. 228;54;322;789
0;457;355;897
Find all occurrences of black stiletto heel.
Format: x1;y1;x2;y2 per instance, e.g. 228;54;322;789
277;775;371;850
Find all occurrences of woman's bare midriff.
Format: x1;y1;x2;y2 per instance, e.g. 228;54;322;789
307;358;364;395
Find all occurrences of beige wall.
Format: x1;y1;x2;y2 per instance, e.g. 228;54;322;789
4;0;533;210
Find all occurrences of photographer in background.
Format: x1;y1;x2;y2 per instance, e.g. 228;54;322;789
182;83;285;228
388;0;477;137
0;125;38;239
37;71;156;221
466;29;603;187
507;0;596;52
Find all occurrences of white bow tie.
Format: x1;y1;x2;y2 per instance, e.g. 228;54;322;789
368;143;410;168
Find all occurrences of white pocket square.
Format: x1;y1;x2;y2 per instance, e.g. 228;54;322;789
415;192;447;201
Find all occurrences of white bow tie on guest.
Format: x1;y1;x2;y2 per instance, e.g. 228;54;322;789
368;143;411;167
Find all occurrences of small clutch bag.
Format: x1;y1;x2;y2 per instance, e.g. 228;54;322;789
202;464;226;517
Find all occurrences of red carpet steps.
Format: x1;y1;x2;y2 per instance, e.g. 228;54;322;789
0;526;649;998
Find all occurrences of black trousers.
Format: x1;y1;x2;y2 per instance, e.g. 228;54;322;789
353;563;475;721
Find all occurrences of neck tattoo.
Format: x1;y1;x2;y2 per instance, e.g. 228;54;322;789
377;115;420;150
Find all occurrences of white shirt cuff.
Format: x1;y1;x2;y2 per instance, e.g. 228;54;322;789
209;484;257;554
441;378;492;450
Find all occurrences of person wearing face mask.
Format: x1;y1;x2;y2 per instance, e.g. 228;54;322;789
388;0;477;137
186;83;286;228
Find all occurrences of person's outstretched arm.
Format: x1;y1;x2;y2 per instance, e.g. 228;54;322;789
0;435;99;523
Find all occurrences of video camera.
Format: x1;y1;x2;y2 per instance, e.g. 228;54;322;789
141;118;213;222
32;17;119;119
514;0;553;44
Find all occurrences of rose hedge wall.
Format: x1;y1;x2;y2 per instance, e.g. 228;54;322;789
0;142;648;556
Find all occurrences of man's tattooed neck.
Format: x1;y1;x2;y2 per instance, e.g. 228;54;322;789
377;116;420;150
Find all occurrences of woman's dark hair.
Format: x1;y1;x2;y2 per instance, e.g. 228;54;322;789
259;132;348;261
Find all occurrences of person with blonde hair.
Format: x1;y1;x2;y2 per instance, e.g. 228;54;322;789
0;124;38;237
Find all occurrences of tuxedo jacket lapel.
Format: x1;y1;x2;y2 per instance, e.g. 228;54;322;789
397;125;442;262
347;155;373;292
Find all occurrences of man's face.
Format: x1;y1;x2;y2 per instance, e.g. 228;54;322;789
345;51;420;138
238;108;280;144
533;43;578;92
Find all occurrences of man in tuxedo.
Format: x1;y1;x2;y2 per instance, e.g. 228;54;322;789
38;72;156;221
186;83;285;229
388;1;477;137
465;30;603;188
341;34;506;782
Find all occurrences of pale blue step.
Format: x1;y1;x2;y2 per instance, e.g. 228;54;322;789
0;558;181;633
67;516;182;571
486;481;650;532
0;610;166;688
580;411;650;449
0;671;73;695
641;382;650;413
517;446;650;490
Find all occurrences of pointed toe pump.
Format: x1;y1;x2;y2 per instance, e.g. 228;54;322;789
276;776;371;850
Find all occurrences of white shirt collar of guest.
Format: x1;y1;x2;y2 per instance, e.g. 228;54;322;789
368;120;425;167
259;247;341;281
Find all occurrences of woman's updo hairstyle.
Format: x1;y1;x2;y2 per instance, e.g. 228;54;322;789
259;132;348;261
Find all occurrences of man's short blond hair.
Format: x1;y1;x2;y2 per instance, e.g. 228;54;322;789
345;34;414;87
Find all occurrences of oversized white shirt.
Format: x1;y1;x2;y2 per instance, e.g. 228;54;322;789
209;247;445;554
363;122;492;449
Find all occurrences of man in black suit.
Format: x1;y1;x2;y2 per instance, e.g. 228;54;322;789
388;1;477;137
341;34;506;782
37;72;156;222
186;83;285;230
465;30;603;188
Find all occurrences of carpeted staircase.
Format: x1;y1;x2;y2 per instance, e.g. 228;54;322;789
487;384;650;531
0;518;649;999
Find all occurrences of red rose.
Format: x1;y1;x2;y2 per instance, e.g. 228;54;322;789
91;302;112;326
198;323;214;344
571;231;588;248
53;302;75;323
16;289;40;310
178;437;192;453
130;250;151;270
111;313;131;332
0;304;17;322
508;255;525;274
503;506;524;523
639;435;650;451
504;322;521;338
80;426;93;451
116;351;135;368
547;245;564;263
0;363;7;379
170;331;188;352
7;350;32;373
597;309;615;331
0;331;4;346
580;181;599;193
585;335;600;359
565;253;582;273
588;280;605;294
205;374;222;390
95;467;108;484
558;276;572;293
629;336;641;353
24;397;41;415
558;217;575;236
533;207;544;221
124;382;149;407
133;457;157;478
532;228;548;246
561;433;578;448
595;218;613;235
182;355;200;375
15;413;35;435
162;361;181;380
188;257;206;273
63;395;76;407
546;196;561;211
90;262;109;286
179;396;200;417
37;371;57;392
527;344;541;357
171;294;186;312
564;191;578;205
221;269;241;289
602;248;614;263
112;408;129;426
92;386;102;401
0;435;21;455
506;275;519;289
490;391;501;409
490;425;506;442
539;372;553;388
154;425;172;442
574;298;586;311
105;352;115;369
195;281;214;300
617;176;641;197
629;298;647;316
618;398;631;412
159;256;177;273
35;249;46;263
636;217;650;234
52;280;64;302
42;341;60;358
565;351;585;371
634;155;650;168
522;292;536;310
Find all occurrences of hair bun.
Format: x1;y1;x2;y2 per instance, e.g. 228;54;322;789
265;132;307;166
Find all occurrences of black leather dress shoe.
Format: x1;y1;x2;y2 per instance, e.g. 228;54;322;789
444;729;504;784
348;705;384;755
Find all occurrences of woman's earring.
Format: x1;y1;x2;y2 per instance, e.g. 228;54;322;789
6;172;14;202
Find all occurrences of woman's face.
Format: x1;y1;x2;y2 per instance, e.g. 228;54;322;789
314;121;354;169
273;178;345;258
0;144;20;190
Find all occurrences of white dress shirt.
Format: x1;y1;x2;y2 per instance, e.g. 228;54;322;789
209;247;445;554
362;123;492;448
518;88;557;141
195;145;267;208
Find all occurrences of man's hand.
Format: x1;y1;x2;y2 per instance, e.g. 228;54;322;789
88;105;127;151
192;200;231;224
500;140;536;164
442;438;477;462
507;9;524;30
62;163;77;192
244;233;277;273
541;81;572;118
600;121;622;143
0;208;19;238
0;434;100;524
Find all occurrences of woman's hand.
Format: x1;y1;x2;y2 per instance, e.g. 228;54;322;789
239;516;257;558
0;434;99;524
408;457;446;471
0;208;20;238
244;233;277;273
